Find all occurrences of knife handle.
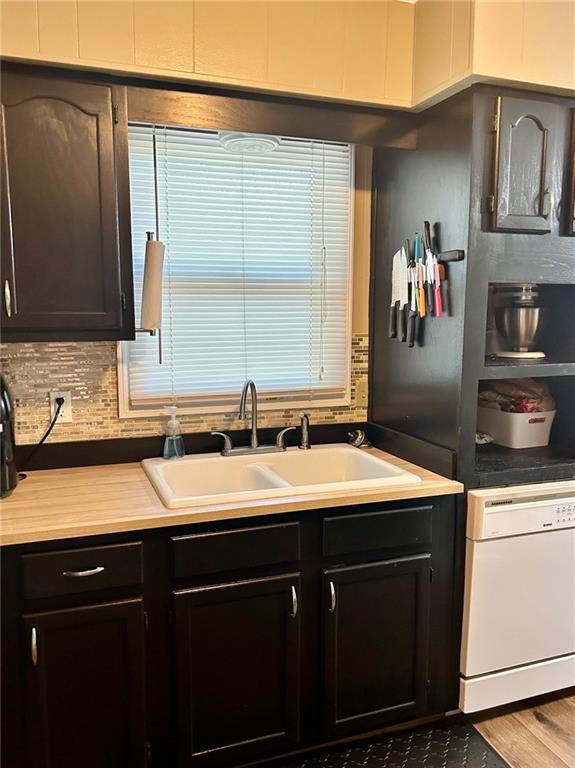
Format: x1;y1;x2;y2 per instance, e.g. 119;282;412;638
419;286;426;318
438;249;464;262
426;282;434;315
435;285;443;317
399;305;407;342
423;221;432;251
408;311;422;347
389;301;397;338
407;311;416;347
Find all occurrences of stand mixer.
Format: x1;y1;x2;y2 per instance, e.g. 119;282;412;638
494;284;546;360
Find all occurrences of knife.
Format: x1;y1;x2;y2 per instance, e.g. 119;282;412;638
434;258;443;317
399;244;409;341
388;250;400;338
423;221;433;253
414;235;426;319
423;221;435;315
407;264;419;347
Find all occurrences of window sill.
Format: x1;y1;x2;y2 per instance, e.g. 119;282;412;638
118;394;352;419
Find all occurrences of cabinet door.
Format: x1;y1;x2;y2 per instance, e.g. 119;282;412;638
23;599;146;768
323;555;431;738
174;574;301;767
569;109;575;236
491;95;560;233
1;72;134;340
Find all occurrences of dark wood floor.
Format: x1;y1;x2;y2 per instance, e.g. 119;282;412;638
474;690;575;768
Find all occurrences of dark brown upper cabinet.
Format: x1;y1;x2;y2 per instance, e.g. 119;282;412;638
322;554;431;738
569;109;575;236
490;95;561;234
1;71;134;342
23;599;147;768
174;573;301;767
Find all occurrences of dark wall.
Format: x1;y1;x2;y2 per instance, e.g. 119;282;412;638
369;91;473;453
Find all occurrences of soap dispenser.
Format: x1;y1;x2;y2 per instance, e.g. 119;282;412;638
163;406;185;459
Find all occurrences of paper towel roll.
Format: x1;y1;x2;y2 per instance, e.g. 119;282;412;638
140;239;165;330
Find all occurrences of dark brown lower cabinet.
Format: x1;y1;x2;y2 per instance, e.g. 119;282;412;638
174;573;301;767
323;554;431;738
23;599;147;768
3;499;462;767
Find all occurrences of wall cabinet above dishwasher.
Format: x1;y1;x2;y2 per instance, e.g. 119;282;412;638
490;95;562;234
0;71;134;342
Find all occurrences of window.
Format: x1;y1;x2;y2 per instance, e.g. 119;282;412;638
118;125;354;416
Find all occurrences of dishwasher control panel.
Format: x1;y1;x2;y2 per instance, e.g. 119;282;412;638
468;489;575;540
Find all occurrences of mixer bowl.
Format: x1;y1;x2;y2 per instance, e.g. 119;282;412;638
496;306;545;352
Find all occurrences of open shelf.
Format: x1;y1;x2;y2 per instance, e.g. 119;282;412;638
474;376;575;487
481;359;575;380
484;283;575;374
475;443;575;487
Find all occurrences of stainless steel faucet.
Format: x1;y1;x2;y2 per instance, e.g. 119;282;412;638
211;380;302;456
239;379;259;449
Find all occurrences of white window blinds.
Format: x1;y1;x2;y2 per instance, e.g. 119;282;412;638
120;125;353;415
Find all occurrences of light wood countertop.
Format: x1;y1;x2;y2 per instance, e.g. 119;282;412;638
0;448;463;546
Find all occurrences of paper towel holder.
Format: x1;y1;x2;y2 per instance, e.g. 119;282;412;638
134;129;165;364
135;230;163;364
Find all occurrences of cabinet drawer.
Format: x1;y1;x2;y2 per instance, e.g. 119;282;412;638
172;522;300;579
323;506;432;558
21;542;143;600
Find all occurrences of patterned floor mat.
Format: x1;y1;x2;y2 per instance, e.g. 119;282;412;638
278;721;509;768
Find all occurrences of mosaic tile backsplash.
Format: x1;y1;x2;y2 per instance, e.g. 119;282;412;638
0;335;368;445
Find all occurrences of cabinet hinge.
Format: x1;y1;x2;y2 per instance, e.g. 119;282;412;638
491;112;498;132
121;292;127;311
429;567;434;583
426;679;431;694
144;611;149;632
113;104;119;125
146;740;152;764
486;195;495;214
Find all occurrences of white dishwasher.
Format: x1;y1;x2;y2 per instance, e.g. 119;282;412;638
460;480;575;713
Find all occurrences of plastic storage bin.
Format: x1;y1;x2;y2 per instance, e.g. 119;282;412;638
477;407;556;449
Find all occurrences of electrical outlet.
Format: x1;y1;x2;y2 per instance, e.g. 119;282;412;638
356;380;368;407
49;391;73;423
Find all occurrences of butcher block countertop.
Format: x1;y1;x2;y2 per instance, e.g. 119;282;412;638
0;448;463;546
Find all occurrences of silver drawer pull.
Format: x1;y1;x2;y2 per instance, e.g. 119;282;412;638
290;585;298;618
329;581;336;613
62;566;105;578
31;627;38;666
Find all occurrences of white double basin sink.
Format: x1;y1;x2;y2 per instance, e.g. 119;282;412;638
142;444;421;509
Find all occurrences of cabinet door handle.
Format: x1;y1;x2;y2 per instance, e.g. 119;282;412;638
542;187;554;220
31;627;38;666
329;581;336;613
61;566;105;578
4;280;11;318
290;585;298;618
